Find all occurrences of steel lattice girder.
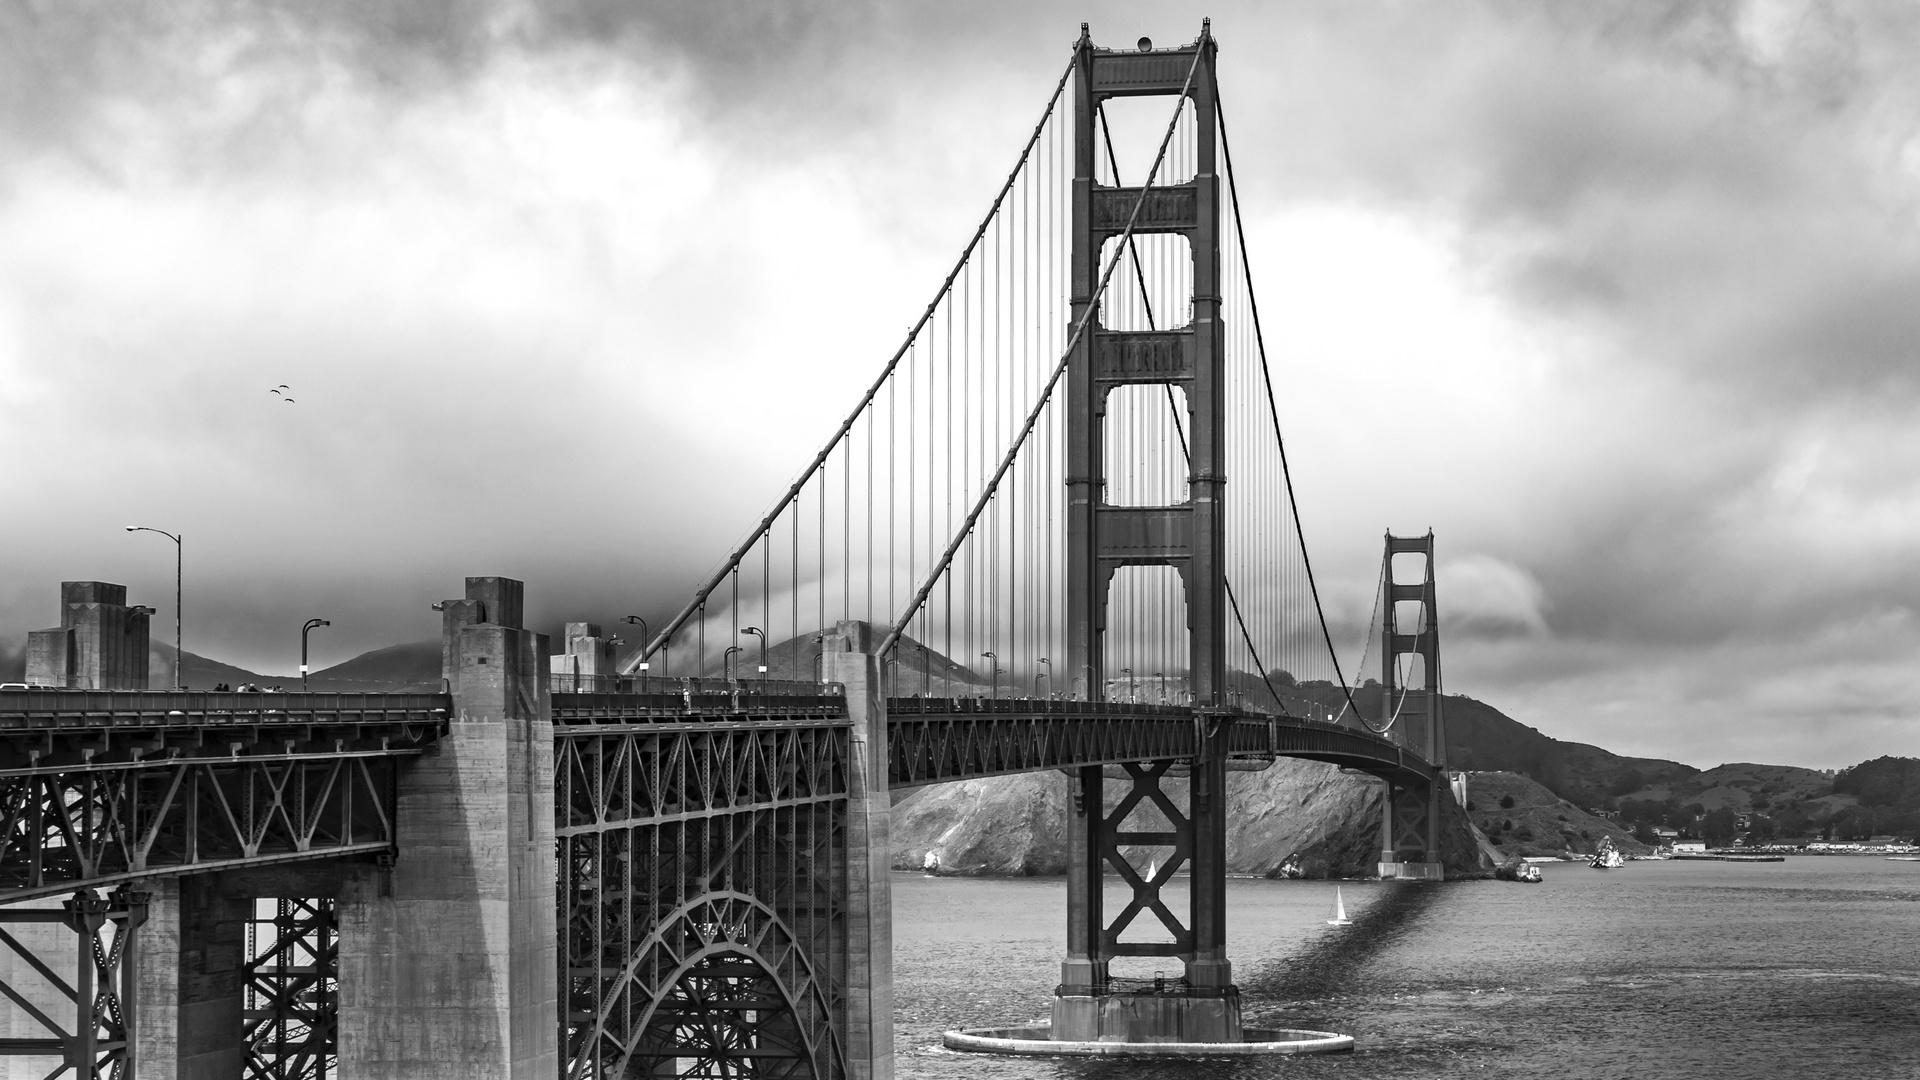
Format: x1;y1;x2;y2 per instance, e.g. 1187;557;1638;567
555;722;850;1080
0;886;146;1080
1098;761;1194;957
244;897;337;1080
883;702;1431;788
0;755;414;903
1387;781;1436;861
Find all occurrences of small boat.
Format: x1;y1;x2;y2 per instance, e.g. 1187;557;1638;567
1495;859;1542;883
922;851;941;873
1889;856;1920;862
1326;887;1353;926
1589;837;1625;869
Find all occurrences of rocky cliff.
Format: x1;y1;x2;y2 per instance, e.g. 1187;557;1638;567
891;756;1487;879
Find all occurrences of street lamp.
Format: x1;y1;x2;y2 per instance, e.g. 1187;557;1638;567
1122;667;1134;703
981;651;997;701
301;619;330;691
1035;657;1051;698
811;634;826;685
741;627;767;690
125;526;182;690
620;616;651;676
1154;671;1164;704
722;645;744;684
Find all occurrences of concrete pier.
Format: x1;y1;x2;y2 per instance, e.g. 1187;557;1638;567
337;576;558;1079
822;633;895;1080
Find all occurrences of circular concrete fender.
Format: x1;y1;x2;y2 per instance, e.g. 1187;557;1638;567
943;1025;1355;1056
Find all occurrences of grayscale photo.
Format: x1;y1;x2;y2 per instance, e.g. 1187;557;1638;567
1;3;1915;1078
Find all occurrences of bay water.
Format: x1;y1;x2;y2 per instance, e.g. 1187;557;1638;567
892;858;1920;1079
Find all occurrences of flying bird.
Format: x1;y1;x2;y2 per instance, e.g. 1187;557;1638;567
270;384;294;403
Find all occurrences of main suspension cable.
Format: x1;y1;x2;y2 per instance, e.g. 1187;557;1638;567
630;56;1077;671
1217;98;1387;734
880;38;1209;659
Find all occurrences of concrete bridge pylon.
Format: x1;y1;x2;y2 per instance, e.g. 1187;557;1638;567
337;576;559;1079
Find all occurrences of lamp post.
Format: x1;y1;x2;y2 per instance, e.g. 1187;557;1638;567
301;618;330;691
884;656;900;696
811;634;825;685
722;645;743;684
1035;657;1051;698
981;651;997;701
741;627;767;691
620;616;651;680
1154;671;1164;704
1122;667;1134;703
126;526;182;690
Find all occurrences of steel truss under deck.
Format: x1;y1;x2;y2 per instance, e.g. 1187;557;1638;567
555;712;850;1079
244;897;337;1080
0;887;146;1080
0;692;447;902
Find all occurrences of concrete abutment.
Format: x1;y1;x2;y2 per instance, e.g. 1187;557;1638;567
336;575;558;1080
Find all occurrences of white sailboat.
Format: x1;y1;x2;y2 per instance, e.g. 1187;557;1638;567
1326;887;1353;926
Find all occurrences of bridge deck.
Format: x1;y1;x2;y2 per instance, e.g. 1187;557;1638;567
0;690;449;901
549;691;1432;790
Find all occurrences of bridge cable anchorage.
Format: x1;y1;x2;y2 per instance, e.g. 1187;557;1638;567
1216;97;1387;734
627;54;1077;674
1096;104;1287;718
877;40;1208;661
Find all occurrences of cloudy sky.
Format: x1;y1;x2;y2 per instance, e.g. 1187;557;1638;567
4;0;1918;770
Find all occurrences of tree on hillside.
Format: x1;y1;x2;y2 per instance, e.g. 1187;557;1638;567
1633;823;1659;846
1618;797;1672;825
1834;757;1920;811
1772;807;1814;840
1702;808;1738;846
1609;768;1646;797
1500;794;1515;809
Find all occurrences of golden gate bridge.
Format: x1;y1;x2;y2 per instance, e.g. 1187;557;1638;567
0;21;1453;1079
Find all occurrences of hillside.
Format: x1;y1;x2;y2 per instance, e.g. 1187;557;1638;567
147;644;282;690
891;756;1489;879
1277;682;1699;812
1630;762;1841;814
306;640;442;692
1462;771;1652;858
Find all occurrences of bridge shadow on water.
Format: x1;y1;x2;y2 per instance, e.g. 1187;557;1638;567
1032;886;1448;1080
1238;881;1445;1002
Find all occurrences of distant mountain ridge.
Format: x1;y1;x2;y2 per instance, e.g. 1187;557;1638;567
1276;681;1699;810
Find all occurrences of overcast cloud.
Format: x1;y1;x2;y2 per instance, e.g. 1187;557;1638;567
4;0;1918;770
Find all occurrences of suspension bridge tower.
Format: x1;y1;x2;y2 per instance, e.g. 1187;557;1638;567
1377;531;1448;880
1057;22;1242;1044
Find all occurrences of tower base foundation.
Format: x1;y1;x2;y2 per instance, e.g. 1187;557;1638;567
1049;988;1242;1044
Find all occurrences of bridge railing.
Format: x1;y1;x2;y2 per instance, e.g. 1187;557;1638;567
550;681;849;722
0;688;452;727
885;695;1200;718
546;673;839;697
